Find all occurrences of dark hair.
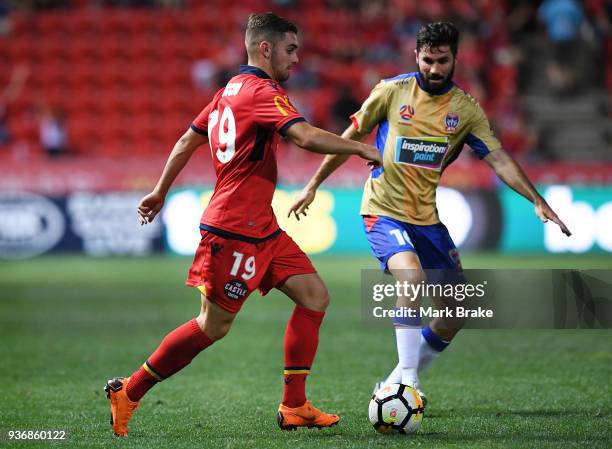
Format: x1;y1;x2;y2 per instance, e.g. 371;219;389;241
416;22;460;56
245;12;298;52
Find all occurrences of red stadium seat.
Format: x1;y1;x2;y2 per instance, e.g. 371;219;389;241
124;34;158;60
35;12;70;36
38;36;71;60
65;34;101;60
6;12;31;36
68;114;104;144
130;90;157;113
9;118;38;144
8;35;42;62
70;9;103;34
99;34;131;60
64;92;99;115
66;61;100;87
158;13;183;34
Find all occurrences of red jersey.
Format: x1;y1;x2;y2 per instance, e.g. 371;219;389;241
191;65;305;240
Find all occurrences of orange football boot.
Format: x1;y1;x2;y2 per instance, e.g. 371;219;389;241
104;377;139;436
277;400;340;430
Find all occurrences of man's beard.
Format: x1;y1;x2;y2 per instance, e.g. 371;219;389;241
419;62;455;91
276;70;290;82
271;54;290;82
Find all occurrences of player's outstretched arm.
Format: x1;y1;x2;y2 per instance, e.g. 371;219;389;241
484;149;571;236
286;121;380;164
287;123;370;220
138;128;209;225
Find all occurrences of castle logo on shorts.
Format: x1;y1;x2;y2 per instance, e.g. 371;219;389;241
224;280;248;300
395;136;449;171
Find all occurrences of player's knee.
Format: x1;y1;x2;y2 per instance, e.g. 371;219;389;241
196;311;234;341
397;268;426;286
305;283;330;311
414;270;427;286
317;285;330;310
210;321;233;340
199;318;233;341
390;261;426;285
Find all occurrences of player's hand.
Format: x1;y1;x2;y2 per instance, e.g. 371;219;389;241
288;187;316;221
358;144;382;168
535;199;571;236
138;191;165;225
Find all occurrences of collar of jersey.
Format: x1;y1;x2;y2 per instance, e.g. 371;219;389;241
415;72;454;96
239;65;272;79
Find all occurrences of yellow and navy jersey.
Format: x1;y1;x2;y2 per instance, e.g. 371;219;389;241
351;72;502;225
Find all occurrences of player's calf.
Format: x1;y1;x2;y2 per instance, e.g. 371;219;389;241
429;293;468;341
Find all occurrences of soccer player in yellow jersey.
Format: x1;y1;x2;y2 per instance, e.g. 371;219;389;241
289;22;571;405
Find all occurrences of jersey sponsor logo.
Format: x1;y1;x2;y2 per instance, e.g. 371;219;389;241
0;191;65;259
395;136;449;170
222;82;243;97
444;112;460;133
69;192;163;256
224;279;248;300
274;95;297;116
398;104;414;124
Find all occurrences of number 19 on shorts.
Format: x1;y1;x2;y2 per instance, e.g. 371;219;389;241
230;252;256;280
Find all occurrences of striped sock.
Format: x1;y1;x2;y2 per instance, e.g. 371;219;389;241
125;319;214;401
282;306;325;408
418;326;450;372
393;309;422;387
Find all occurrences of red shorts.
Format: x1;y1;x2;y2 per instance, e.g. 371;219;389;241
186;229;316;313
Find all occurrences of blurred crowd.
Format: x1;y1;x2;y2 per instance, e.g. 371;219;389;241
0;0;610;162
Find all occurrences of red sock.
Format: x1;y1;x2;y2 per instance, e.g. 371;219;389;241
282;306;325;408
126;319;214;401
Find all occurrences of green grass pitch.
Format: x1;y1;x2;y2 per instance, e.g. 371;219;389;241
1;254;611;448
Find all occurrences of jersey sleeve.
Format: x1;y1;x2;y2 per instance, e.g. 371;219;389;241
464;102;502;159
191;101;213;136
253;83;306;136
350;80;389;135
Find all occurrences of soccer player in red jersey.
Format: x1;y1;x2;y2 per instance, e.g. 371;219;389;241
104;12;382;436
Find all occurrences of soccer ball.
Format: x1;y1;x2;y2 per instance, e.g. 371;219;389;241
368;383;424;434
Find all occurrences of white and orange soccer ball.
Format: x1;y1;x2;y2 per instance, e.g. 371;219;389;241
368;383;424;434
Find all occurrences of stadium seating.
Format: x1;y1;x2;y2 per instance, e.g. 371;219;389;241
1;1;525;159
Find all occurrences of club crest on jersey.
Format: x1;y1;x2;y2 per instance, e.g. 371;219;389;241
444;112;460;132
274;95;297;117
449;248;463;270
398;104;415;125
